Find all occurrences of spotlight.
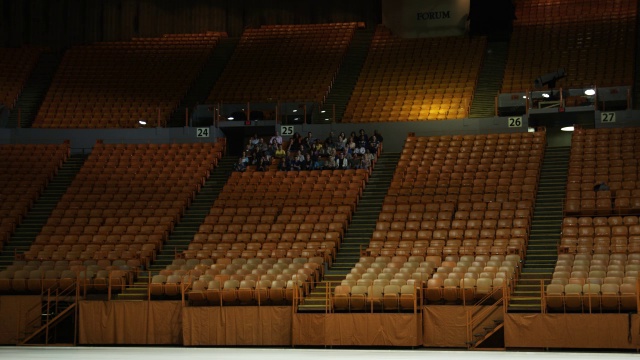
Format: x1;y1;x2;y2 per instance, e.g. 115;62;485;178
320;110;326;113
293;117;300;121
584;89;596;96
227;117;234;120
561;126;575;132
138;120;147;125
522;95;527;99
541;93;550;98
324;118;330;121
292;109;298;113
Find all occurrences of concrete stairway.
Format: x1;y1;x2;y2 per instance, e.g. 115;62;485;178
508;146;569;312
167;38;239;127
319;28;374;123
297;152;400;312
0;154;87;269
7;51;62;128
117;155;236;299
468;41;509;118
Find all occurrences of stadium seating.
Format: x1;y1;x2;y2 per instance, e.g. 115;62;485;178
550;127;640;313
342;25;486;122
33;32;226;128
0;144;70;249
208;23;357;104
0;141;224;294
184;169;368;304
547;253;639;312
334;132;545;310
502;0;636;92
0;47;43;110
564;127;640;216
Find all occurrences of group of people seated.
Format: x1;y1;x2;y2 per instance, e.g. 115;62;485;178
233;129;383;172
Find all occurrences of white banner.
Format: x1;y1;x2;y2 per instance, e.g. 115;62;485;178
382;0;470;38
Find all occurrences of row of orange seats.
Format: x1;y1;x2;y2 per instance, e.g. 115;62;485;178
0;144;69;245
0;47;43;109
33;32;224;128
343;25;485;122
503;0;636;92
209;23;355;104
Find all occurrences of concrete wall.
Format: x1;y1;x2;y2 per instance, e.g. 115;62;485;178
3;112;639;154
0;116;528;154
382;0;470;38
0;127;226;154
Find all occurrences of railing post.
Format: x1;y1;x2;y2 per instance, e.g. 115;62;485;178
636;278;640;309
180;277;187;307
414;284;418;314
74;278;79;345
540;279;545;314
325;281;329;314
45;288;51;345
559;87;563;107
185;107;189;127
466;308;471;348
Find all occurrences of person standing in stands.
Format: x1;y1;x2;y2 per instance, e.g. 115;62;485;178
369;135;380;156
288;132;302;153
269;131;283;146
373;129;383;143
362;148;374;170
302;132;314;152
358;129;369;148
337;152;349;170
336;132;347;152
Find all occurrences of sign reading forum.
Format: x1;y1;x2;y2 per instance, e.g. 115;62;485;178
382;0;470;38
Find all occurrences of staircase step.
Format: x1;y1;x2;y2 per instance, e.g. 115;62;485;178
0;154;88;269
299;152;400;310
512;144;569;313
144;155;235;276
321;28;375;123
168;38;239;127
7;50;63;128
469;41;509;118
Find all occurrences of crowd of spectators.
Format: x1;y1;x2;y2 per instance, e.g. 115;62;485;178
233;129;383;172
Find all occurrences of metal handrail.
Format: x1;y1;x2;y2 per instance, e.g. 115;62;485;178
465;281;506;348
